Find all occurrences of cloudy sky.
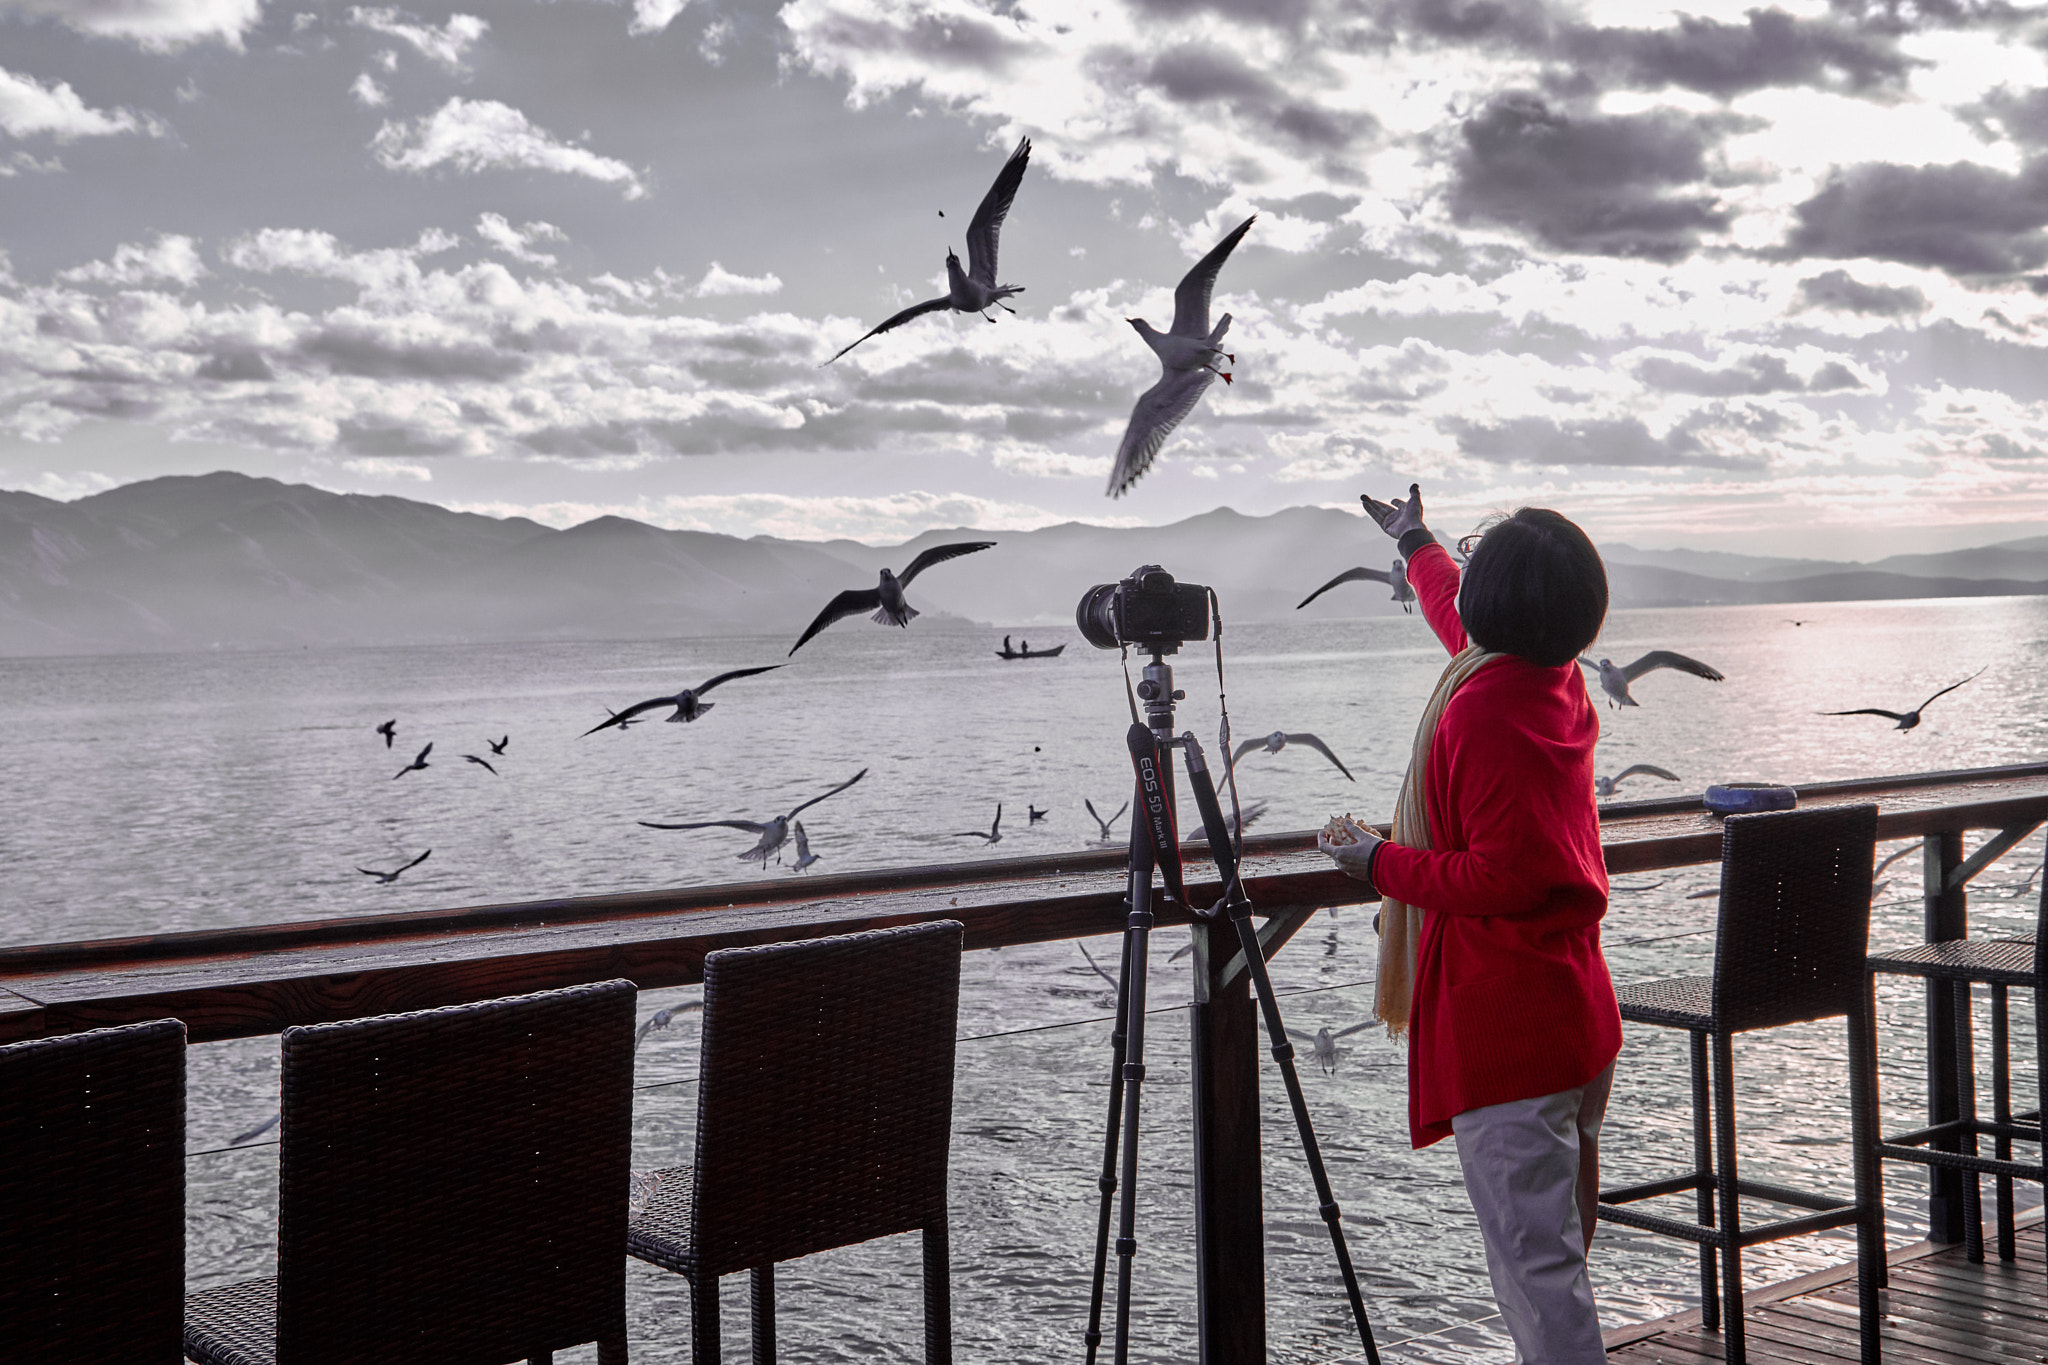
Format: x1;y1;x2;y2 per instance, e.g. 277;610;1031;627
6;0;2048;556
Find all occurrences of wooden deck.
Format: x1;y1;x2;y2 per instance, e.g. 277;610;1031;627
1604;1215;2047;1363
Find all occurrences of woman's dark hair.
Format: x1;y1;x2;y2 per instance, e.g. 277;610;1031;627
1458;508;1607;667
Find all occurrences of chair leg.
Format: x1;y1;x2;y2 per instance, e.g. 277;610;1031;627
1993;982;2017;1261
1690;1029;1719;1332
1953;981;1984;1263
689;1270;720;1365
598;1326;629;1365
1712;1030;1745;1365
750;1263;775;1365
1848;996;1884;1365
923;1220;953;1365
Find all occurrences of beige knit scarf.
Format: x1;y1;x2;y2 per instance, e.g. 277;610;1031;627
1375;643;1505;1037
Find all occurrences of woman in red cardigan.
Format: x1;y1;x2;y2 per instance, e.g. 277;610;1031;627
1318;485;1621;1365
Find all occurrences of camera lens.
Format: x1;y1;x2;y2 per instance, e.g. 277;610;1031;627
1075;582;1124;650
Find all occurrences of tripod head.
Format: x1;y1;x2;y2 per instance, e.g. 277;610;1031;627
1134;652;1185;747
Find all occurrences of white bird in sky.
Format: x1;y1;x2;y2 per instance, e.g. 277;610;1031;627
1296;560;1413;614
1579;651;1725;707
581;665;783;735
790;820;822;872
825;137;1032;364
1231;730;1356;782
1593;764;1680;798
1085;798;1129;843
639;768;868;865
1107;214;1256;497
788;541;995;654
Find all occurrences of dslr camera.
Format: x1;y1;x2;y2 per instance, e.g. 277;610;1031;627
1075;564;1211;654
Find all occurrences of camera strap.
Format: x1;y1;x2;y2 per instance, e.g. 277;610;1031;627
1125;722;1187;909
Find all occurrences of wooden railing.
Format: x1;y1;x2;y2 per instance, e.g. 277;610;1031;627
5;759;2045;1364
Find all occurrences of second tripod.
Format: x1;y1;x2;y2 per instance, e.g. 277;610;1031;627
1082;651;1380;1365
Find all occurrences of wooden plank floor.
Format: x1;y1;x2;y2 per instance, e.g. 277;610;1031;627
1606;1220;2047;1362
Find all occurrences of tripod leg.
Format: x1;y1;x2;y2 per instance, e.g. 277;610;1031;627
1229;905;1381;1365
1113;780;1160;1365
1083;927;1133;1365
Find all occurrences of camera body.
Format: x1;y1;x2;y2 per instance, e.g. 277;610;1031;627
1076;564;1211;654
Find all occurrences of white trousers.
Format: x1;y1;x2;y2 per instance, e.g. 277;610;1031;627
1450;1063;1615;1365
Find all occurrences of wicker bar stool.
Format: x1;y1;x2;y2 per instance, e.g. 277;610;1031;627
1;1017;186;1360
1869;844;2045;1265
629;920;963;1365
184;980;638;1365
1597;804;1883;1365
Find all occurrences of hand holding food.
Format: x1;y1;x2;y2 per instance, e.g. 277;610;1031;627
1316;813;1386;890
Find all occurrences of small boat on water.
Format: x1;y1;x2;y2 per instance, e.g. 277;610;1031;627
995;636;1066;659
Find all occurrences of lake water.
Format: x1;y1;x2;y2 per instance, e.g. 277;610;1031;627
4;596;2046;1363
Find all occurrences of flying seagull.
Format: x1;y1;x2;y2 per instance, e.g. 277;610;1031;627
1579;651;1725;708
582;666;784;735
392;742;432;779
1821;668;1985;732
357;849;431;884
791;821;822;872
463;754;499;775
1085;797;1130;843
1286;1022;1373;1075
954;803;1003;844
1231;730;1356;782
1107;214;1256;497
230;1112;280;1146
1594;763;1680;798
826;136;1032;364
640;768;869;865
487;735;509;755
375;719;397;748
1077;940;1121;996
788;542;995;655
1187;799;1268;844
1296;560;1413;614
634;1001;703;1051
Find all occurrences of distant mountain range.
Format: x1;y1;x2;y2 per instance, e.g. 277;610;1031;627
2;471;2044;655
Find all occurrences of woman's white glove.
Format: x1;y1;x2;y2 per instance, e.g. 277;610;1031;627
1316;815;1386;893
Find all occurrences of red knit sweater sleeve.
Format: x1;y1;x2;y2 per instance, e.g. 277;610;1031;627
1373;707;1556;918
1406;541;1465;654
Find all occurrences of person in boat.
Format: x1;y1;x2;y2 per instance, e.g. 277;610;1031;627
1004;635;1013;655
1018;639;1028;654
1318;485;1618;1365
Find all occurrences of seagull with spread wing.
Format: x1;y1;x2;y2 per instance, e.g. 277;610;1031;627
1296;559;1413;614
826;137;1032;364
954;803;1003;844
1107;214;1255;497
487;735;509;755
639;768;868;865
1579;651;1725;707
582;665;784;735
463;754;499;775
375;718;397;748
1594;764;1680;798
392;742;432;779
1821;668;1984;732
1287;1022;1373;1075
357;849;431;884
790;821;822;872
1085;798;1129;843
1231;730;1355;782
635;1001;703;1051
788;542;995;655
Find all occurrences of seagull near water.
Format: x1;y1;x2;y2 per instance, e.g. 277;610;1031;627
463;754;499;775
790;821;822;872
1295;560;1414;614
1107;214;1256;497
1286;1023;1373;1075
954;803;1003;844
392;742;432;779
1085;798;1129;843
1821;667;1985;732
375;719;397;748
487;735;509;755
635;1001;703;1051
1232;730;1356;782
639;768;868;866
357;849;431;884
1579;651;1725;708
581;666;784;735
826;137;1032;364
1594;764;1680;798
788;542;995;655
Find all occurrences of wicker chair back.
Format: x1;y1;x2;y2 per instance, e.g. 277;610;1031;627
0;1018;185;1360
690;920;961;1275
273;980;636;1365
1710;804;1877;1034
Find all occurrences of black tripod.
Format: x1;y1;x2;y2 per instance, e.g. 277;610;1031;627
1083;651;1380;1365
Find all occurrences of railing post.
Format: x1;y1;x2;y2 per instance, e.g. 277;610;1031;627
1923;830;1967;1244
1190;920;1265;1365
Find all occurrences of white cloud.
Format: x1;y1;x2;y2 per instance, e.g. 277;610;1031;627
629;0;690;38
2;0;263;50
693;262;782;297
350;73;388;107
343;457;433;481
58;234;208;287
0;66;150;141
370;98;647;199
17;468;118;499
475;212;564;267
346;7;488;72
